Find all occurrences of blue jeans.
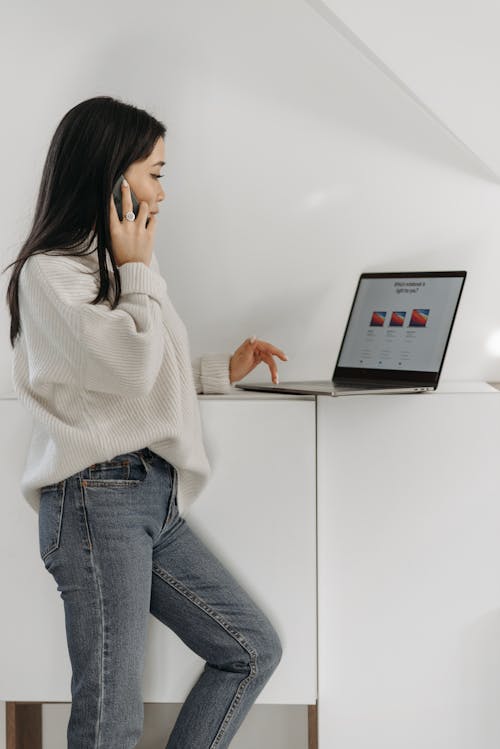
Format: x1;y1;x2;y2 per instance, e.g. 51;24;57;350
39;447;283;748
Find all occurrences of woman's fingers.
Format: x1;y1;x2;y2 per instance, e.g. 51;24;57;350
121;178;133;217
257;348;280;383
109;193;119;228
243;338;288;382
251;339;287;360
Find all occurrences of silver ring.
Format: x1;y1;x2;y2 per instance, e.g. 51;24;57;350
125;211;135;222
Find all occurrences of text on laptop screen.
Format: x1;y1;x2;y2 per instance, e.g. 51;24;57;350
337;276;463;372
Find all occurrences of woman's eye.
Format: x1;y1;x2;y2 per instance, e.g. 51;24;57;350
152;174;165;179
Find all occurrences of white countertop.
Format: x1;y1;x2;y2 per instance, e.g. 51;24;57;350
0;381;498;401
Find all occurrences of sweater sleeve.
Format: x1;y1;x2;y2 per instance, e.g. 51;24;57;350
18;253;167;398
148;251;233;395
191;353;234;394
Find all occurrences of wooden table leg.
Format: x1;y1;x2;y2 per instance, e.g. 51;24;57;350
6;702;42;749
308;703;318;749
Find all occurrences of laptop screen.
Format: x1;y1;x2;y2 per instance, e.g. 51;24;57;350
334;271;466;386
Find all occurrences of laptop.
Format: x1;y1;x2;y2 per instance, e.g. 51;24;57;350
235;270;466;396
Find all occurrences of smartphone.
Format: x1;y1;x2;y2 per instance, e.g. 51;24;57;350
112;173;150;228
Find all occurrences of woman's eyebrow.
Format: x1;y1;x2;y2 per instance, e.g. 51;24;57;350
151;161;165;166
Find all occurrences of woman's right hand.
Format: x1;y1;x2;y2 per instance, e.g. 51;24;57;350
109;179;157;267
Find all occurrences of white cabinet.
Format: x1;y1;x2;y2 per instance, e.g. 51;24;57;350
6;382;500;747
317;385;500;749
0;394;317;707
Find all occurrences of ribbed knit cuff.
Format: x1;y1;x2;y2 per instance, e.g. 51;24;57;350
200;352;233;394
118;261;167;303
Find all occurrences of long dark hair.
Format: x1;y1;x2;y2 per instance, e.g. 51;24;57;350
2;95;166;347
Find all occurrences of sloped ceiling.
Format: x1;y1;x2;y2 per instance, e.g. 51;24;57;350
306;0;500;181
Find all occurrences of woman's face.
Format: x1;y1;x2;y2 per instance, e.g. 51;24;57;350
123;136;166;217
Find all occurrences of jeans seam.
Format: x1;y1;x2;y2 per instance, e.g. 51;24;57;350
78;476;106;748
91;542;107;749
151;562;258;747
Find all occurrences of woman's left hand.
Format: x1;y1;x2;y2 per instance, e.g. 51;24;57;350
229;336;288;385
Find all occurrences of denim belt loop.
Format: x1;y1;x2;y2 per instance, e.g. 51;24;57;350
171;464;178;497
135;451;151;473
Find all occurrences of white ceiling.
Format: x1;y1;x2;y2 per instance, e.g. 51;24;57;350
306;0;500;181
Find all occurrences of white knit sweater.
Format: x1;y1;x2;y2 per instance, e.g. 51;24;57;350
12;237;234;517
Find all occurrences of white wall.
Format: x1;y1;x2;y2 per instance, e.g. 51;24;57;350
2;0;500;391
317;0;500;177
1;0;500;745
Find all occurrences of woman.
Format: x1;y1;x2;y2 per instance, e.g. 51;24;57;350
3;95;287;748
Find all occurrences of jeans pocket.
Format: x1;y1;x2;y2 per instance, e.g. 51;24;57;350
39;482;65;562
85;453;150;486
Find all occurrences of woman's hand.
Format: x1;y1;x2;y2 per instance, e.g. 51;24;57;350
109;179;156;267
229;336;288;385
